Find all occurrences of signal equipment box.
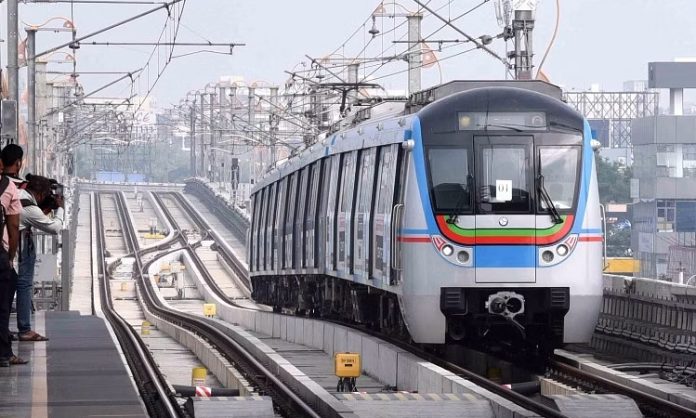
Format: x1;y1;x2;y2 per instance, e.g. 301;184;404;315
334;352;361;378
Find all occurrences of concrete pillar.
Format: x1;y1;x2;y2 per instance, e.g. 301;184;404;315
407;14;423;95
670;88;683;116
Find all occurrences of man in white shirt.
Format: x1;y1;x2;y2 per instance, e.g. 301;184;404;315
15;175;64;342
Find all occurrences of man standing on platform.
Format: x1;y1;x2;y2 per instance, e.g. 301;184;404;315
14;175;63;342
0;144;27;366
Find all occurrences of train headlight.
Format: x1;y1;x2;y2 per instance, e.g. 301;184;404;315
456;250;470;264
442;244;454;257
542;250;554;263
556;244;569;256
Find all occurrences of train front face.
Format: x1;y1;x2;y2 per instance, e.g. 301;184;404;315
401;86;603;350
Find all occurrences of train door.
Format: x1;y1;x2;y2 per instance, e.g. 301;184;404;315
305;161;322;271
337;150;358;276
353;148;378;281
474;136;536;283
266;183;276;273
249;193;257;272
295;167;310;272
274;177;287;273
259;188;268;272
371;144;400;287
325;154;341;274
284;172;299;271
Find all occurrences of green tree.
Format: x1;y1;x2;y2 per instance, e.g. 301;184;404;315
607;228;631;257
596;156;632;204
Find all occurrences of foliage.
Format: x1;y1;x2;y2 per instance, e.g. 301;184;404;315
607;228;631;257
596;156;632;204
73;141;191;182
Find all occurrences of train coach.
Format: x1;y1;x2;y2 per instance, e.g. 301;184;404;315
248;80;603;353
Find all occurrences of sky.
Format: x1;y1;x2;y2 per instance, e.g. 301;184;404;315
4;0;696;108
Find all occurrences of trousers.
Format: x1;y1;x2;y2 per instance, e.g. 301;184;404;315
16;233;36;334
0;251;14;359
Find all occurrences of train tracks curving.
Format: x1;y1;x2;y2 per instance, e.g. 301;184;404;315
109;191;320;418
95;193;184;418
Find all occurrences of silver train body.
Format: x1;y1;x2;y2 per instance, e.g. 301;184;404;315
248;81;603;349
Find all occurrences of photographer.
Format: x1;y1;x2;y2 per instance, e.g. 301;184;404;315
15;175;64;342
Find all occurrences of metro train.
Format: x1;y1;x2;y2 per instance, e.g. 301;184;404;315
247;80;603;352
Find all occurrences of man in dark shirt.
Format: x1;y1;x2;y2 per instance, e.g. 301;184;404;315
0;144;26;366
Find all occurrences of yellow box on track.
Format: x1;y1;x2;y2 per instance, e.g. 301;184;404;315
334;353;361;378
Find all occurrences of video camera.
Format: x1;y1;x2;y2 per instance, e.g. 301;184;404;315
25;174;64;211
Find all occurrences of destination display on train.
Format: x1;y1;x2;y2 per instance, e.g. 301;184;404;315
458;111;547;131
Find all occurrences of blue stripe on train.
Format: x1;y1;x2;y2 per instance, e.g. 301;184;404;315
475;245;536;268
570;120;594;234
411;117;438;232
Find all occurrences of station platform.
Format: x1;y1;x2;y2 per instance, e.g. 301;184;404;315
0;311;147;418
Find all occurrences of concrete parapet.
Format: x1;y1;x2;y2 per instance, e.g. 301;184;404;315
596;274;696;363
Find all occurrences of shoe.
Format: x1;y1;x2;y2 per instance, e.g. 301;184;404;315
0;358;9;367
18;331;48;342
9;355;28;365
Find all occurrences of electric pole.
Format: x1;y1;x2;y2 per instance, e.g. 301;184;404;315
7;0;19;104
27;28;37;172
190;98;196;176
407;14;423;94
512;7;535;80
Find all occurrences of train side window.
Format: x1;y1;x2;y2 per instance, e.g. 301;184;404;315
340;152;357;213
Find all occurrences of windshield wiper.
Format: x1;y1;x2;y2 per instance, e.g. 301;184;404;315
548;121;582;133
484;124;524;132
537;174;563;224
446;175;473;225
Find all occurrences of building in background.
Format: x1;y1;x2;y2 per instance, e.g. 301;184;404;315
631;61;696;281
564;86;659;167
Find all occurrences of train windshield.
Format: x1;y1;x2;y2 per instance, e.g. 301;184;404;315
428;147;472;212
477;144;532;213
538;147;580;210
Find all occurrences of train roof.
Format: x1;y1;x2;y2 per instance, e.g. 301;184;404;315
252;80;571;193
407;80;563;113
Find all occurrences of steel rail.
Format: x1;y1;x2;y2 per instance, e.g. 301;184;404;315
161;192;251;291
114;192;322;418
151;193;248;306
550;357;696;418
94;193;183;418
